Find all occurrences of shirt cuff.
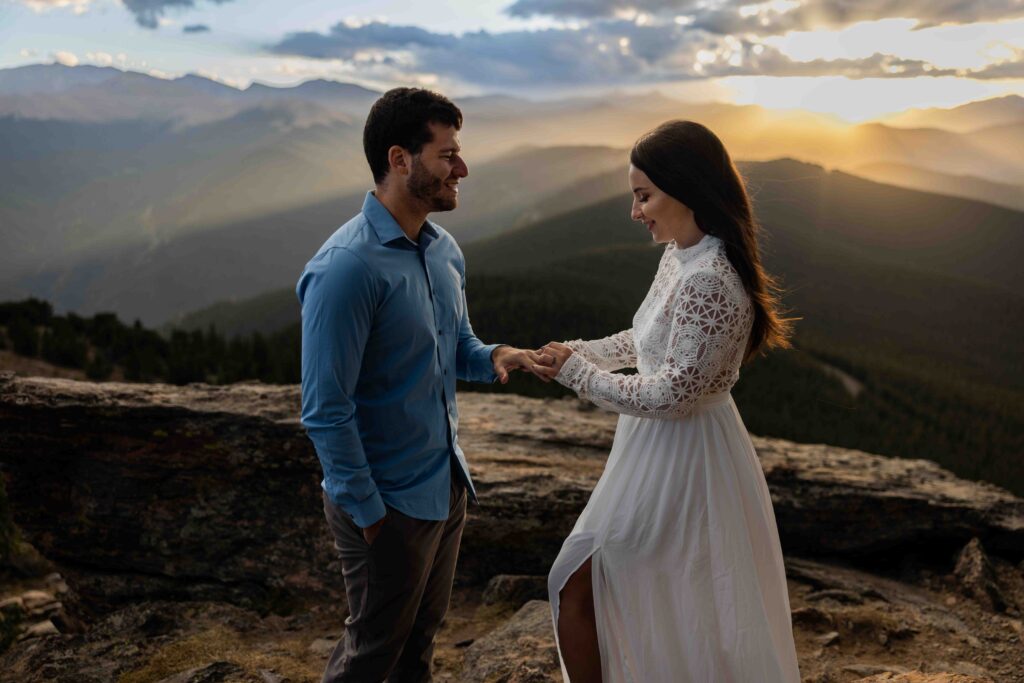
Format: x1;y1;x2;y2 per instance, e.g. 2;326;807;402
482;342;506;383
340;489;387;529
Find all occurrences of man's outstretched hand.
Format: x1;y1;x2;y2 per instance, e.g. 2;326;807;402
492;346;557;384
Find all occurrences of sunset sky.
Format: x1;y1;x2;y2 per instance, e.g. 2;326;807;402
3;0;1024;121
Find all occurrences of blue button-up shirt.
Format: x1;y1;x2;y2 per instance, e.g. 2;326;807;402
297;192;501;528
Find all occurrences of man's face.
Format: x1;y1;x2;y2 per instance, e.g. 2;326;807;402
407;122;468;212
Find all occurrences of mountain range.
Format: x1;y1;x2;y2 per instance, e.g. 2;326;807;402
2;62;1021;496
3;63;1024;326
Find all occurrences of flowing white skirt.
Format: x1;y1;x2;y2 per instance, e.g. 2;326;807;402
547;391;801;683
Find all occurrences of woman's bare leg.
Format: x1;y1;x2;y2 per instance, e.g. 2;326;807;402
557;557;602;683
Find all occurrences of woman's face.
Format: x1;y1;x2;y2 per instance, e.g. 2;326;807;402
628;164;696;245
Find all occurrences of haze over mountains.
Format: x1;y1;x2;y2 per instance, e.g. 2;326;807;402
172;157;1024;387
2;62;1023;331
875;95;1024;133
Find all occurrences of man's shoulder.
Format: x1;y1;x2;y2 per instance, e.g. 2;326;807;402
300;214;378;281
320;212;375;255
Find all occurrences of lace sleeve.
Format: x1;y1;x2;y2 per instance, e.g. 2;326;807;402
555;270;750;419
563;329;636;372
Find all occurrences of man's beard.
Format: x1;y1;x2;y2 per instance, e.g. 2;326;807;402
408;158;456;212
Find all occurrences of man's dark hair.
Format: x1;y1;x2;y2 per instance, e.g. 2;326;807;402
363;88;463;184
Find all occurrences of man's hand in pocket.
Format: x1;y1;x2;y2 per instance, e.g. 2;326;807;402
362;515;387;545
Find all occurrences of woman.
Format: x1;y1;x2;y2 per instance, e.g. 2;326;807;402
532;120;801;682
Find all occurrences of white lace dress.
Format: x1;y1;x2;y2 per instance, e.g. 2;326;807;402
548;233;801;683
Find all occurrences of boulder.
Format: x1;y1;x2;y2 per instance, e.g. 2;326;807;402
0;375;333;613
20;619;59;639
458;600;560;682
482;575;549;607
853;672;993;682
953;537;1008;612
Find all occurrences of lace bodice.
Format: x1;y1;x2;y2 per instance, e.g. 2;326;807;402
556;233;754;419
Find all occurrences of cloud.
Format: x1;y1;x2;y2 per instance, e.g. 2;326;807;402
183;23;210;33
268;21;686;86
85;51;114;65
505;0;1024;34
267;19;978;88
17;0;236;28
22;0;92;14
51;50;79;66
966;46;1024;79
120;0;234;29
738;48;960;79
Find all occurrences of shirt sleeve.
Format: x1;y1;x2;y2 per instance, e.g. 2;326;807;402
555;269;750;419
455;255;501;383
563;329;637;372
297;247;386;528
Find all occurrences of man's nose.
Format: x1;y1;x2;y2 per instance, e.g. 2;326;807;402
454;156;468;178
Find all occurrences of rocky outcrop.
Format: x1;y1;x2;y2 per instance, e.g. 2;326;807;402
2;374;1024;681
2;373;1024;614
0;374;331;613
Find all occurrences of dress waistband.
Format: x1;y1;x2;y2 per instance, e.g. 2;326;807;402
692;391;732;408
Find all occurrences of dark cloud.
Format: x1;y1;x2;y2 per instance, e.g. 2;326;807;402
505;0;1024;33
267;19;976;87
269;21;704;85
122;0;234;30
183;24;210;33
270;22;448;60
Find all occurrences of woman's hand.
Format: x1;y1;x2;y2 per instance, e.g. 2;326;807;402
532;341;574;381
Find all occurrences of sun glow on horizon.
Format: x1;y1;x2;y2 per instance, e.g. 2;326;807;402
715;75;1024;123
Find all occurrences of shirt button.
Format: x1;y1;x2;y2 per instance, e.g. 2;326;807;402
438;329;444;335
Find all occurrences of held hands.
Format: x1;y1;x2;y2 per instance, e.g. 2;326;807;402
531;341;573;382
492;345;558;384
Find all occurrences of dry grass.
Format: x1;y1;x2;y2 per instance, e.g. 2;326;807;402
117;625;320;683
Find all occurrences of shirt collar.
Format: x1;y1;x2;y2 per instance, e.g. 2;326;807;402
670;232;720;267
363;191;439;248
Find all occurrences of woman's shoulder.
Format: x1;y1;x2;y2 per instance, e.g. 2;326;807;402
680;249;750;305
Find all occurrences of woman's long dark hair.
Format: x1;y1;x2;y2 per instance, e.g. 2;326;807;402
630;120;795;362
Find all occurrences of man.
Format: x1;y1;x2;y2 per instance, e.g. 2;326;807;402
297;87;551;683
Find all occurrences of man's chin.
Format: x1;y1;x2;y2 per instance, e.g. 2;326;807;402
431;197;458;212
